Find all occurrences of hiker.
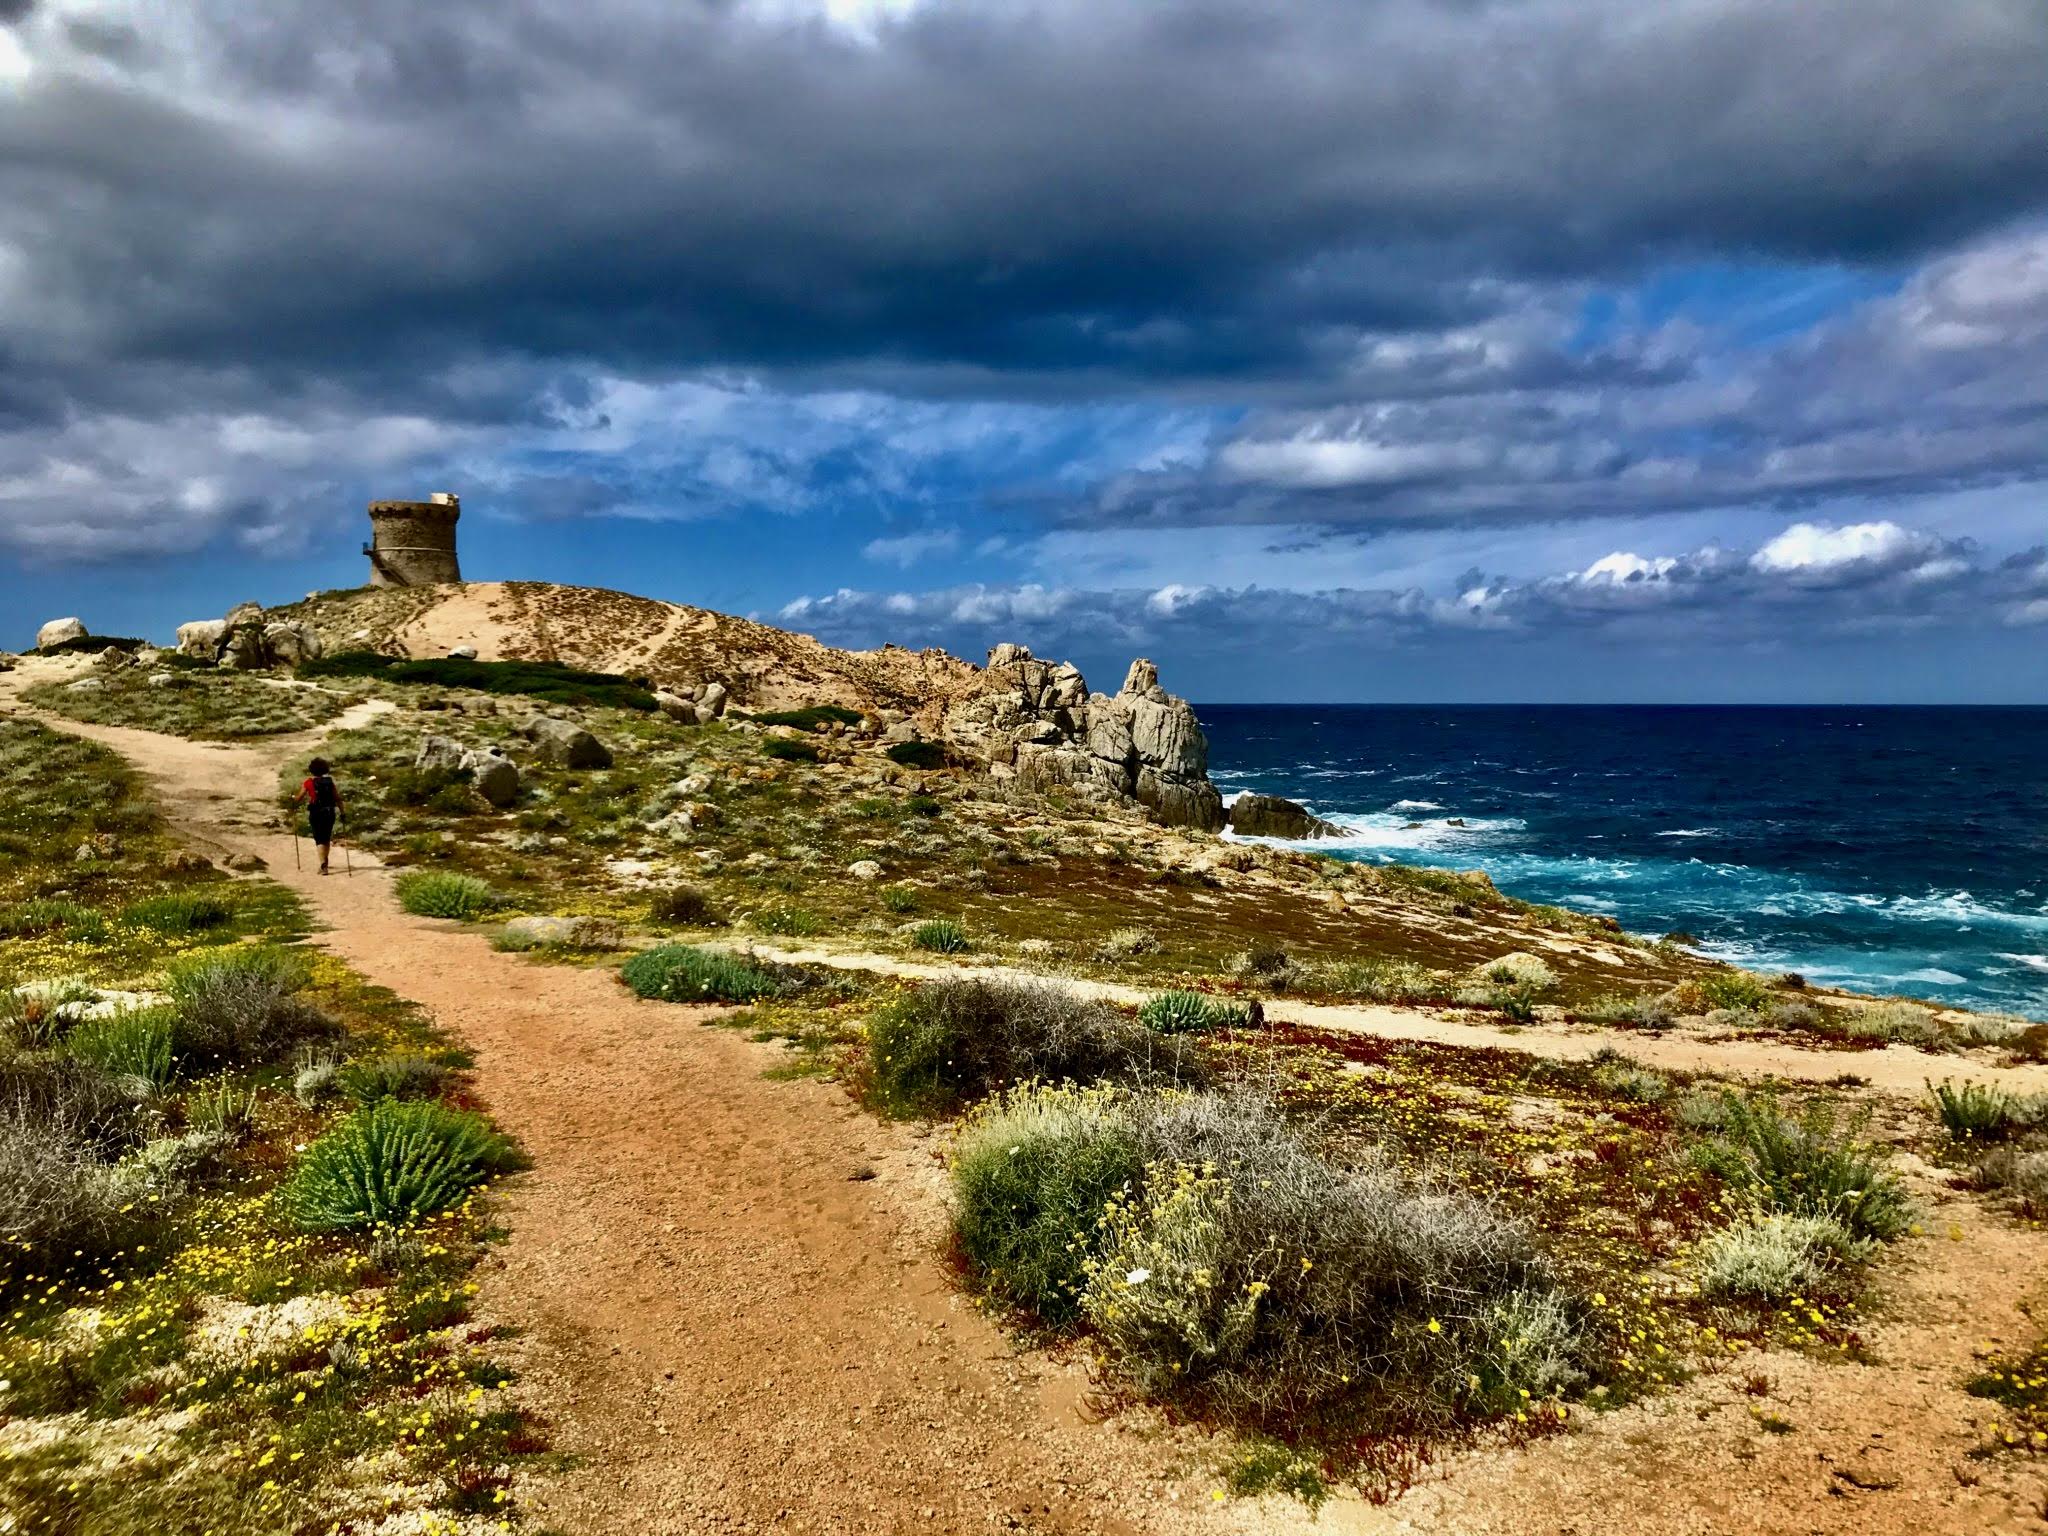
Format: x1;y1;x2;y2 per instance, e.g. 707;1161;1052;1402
295;756;345;876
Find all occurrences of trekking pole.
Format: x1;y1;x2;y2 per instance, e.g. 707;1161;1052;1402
342;814;353;877
293;816;302;871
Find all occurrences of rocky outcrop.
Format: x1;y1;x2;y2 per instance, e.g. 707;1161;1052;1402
941;646;1224;831
176;619;229;659
656;680;731;725
1228;793;1345;841
263;621;323;666
416;736;522;806
36;618;86;651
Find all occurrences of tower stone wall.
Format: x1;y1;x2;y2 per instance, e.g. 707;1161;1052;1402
366;493;462;587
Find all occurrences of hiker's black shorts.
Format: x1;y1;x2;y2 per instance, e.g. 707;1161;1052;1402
309;807;336;846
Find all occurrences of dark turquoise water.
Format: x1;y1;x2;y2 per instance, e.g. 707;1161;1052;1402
1199;705;2048;1019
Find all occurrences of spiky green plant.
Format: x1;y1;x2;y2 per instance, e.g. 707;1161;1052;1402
1138;991;1251;1035
64;1008;177;1090
278;1100;519;1231
1928;1079;2017;1141
911;918;970;954
394;871;501;920
121;891;233;934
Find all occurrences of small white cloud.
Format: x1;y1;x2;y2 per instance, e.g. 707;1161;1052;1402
1750;520;1928;575
1577;551;1677;584
1218;434;1472;489
1146;582;1210;616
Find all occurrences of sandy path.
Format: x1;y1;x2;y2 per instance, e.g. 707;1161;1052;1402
10;690;2048;1534
747;944;2048;1100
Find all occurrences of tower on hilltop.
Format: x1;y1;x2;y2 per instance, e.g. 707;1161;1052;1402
364;492;462;587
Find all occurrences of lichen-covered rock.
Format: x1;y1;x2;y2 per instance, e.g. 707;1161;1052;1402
35;617;86;650
467;749;520;808
1228;793;1345;840
523;716;613;769
847;859;885;881
414;736;469;774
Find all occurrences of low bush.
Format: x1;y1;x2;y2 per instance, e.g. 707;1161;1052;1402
1695;1213;1867;1301
1580;992;1676;1030
63;1008;177;1091
1138;990;1253;1035
884;740;947;770
1094;926;1160;962
1589;1049;1669;1102
905;794;943;818
1675;1088;1732;1131
864;978;1200;1118
749;904;822;937
2008;1023;2048;1063
340;1054;450;1105
1314;957;1440;1004
278;1099;520;1231
186;1081;261;1141
1691;1091;1913;1242
621;944;787;1003
880;884;919;914
1929;1079;2019;1141
164;948;334;1069
301;651;657;711
0;981;94;1048
1230;943;1302;990
120;890;233;933
1696;972;1773;1012
0;1109;143;1263
648;884;722;926
762;737;820;763
395;871;501;920
748;705;862;731
911;917;970;954
951;1085;1144;1322
1079;1094;1558;1428
1834;999;1942;1047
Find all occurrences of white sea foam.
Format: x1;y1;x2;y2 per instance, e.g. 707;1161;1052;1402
1998;952;2048;974
1232;810;1527;855
1655;827;1719;839
1899;968;1968;985
1387;799;1443;812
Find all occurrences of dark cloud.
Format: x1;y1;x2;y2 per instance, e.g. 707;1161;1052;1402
2;1;2047;565
0;1;34;26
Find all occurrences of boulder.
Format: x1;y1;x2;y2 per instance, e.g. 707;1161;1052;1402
222;851;266;872
467;749;520;809
1228;793;1345;841
1135;766;1226;833
414;736;469;774
699;682;729;717
223;601;264;627
503;915;620;950
220;625;274;670
147;672;180;690
94;645;132;669
655;690;695;723
447;645;479;660
176;619;229;659
262;622;323;666
64;677;106;694
35;617;86;651
524;715;613;769
847;859;885;882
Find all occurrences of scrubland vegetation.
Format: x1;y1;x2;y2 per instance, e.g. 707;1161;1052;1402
26;666;353;739
0;720;541;1531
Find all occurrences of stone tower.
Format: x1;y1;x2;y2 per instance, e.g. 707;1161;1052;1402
365;492;462;587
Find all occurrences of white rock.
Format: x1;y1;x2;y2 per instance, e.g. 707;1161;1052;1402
35;617;86;650
175;619;228;659
448;645;479;660
847;859;885;881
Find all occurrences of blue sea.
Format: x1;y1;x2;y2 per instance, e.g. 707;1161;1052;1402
1199;706;2048;1020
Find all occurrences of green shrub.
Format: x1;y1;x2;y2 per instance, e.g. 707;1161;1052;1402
884;740;946;770
905;794;942;818
0;898;109;941
340;1054;449;1105
864;978;1199;1119
395;871;500;920
749;904;822;937
1928;1079;2018;1140
748;705;862;730
1138;990;1252;1035
279;1100;520;1231
1695;1214;1867;1300
911;918;970;954
1315;957;1440;1003
1691;1091;1913;1242
1696;972;1773;1012
300;651;657;711
186;1081;261;1141
64;1008;176;1090
164;947;333;1069
951;1085;1143;1322
1675;1088;1732;1131
648;884;722;926
0;981;95;1048
1079;1094;1552;1427
1457;952;1555;1017
121;890;232;933
1093;926;1159;962
0;1110;144;1263
1833;999;1942;1047
1589;1050;1670;1102
1580;992;1676;1030
762;737;820;763
880;884;919;914
37;633;147;655
621;945;785;1003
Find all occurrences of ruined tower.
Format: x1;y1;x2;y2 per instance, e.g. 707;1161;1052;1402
364;492;462;587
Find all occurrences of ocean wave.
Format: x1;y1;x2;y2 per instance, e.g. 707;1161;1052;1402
1230;810;1527;854
1387;799;1443;812
1998;952;2048;974
1655;827;1719;839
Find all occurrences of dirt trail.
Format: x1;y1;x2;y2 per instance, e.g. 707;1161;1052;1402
749;944;2048;1099
9;691;2048;1534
